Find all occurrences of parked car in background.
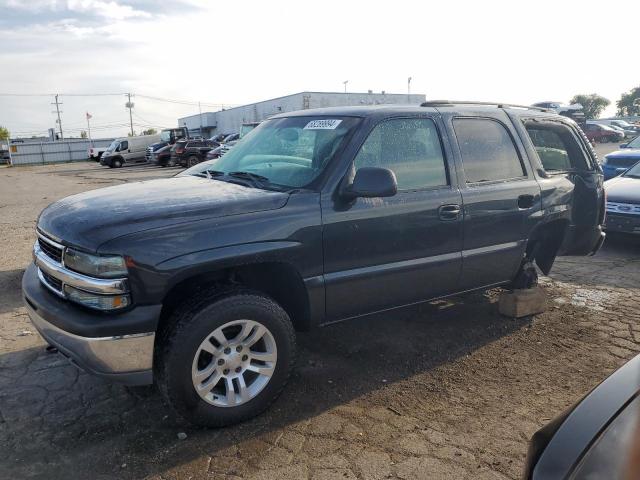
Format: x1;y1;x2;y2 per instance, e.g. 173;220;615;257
604;161;640;234
204;144;230;160
602;137;640;179
100;134;161;168
145;127;189;163
169;139;217;167
619;135;640;149
88;146;106;160
583;123;625;143
222;133;240;144
593;119;640;136
524;353;640;479
150;144;172;166
210;133;230;143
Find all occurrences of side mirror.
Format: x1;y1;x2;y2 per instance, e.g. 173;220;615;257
620;143;628;149
342;167;398;199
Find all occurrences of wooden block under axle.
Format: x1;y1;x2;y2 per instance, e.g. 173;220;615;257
499;287;547;318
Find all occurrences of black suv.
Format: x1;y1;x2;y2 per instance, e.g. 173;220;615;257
23;102;605;427
170;139;218;167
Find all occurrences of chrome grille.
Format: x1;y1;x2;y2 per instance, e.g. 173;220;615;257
40;269;63;292
37;234;63;263
606;202;640;216
145;146;154;161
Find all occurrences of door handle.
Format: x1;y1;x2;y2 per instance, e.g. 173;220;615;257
517;194;535;209
438;204;461;221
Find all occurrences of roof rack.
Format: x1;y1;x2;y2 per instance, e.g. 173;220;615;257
420;100;550;112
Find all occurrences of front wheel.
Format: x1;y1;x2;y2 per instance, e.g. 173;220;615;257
156;291;296;427
113;158;123;168
187;155;199;167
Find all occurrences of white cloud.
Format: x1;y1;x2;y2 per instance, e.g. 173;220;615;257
0;0;639;138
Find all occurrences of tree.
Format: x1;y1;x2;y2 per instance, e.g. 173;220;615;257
141;128;157;135
569;94;610;119
80;130;88;139
127;131;137;137
0;126;9;142
616;86;640;117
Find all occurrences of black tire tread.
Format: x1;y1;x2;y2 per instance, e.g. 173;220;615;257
156;288;296;427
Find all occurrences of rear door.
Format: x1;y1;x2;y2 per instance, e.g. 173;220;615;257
446;112;541;290
322;115;464;322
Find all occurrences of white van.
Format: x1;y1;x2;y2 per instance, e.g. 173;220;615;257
100;134;161;168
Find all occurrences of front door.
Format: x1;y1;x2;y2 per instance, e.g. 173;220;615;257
448;114;541;290
321;116;464;322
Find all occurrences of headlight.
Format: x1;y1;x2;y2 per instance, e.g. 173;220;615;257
64;248;127;278
63;285;130;311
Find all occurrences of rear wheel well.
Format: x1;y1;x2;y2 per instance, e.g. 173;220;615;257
157;262;311;340
525;220;569;275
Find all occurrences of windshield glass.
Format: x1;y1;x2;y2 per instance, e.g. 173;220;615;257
613;120;632;128
623;161;640;177
105;140;118;153
181;116;360;188
627;136;640;148
160;130;171;142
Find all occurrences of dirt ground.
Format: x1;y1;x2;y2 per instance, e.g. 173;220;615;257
1;145;638;480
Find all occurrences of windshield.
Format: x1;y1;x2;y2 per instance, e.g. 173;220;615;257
622;161;640;178
627;136;640;148
160;130;172;142
105;140;119;153
181;116;360;189
612;120;632;128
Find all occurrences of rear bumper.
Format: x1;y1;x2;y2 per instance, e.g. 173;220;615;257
22;263;158;385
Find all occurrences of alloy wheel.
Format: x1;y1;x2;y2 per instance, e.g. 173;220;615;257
191;319;277;407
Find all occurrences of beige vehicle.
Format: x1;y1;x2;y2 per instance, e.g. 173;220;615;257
100;134;161;168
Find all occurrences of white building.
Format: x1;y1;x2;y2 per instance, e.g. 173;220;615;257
179;91;426;137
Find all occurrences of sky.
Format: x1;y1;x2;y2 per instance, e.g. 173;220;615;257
0;0;638;139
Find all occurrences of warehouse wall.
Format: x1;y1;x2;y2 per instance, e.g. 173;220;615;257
179;91;427;137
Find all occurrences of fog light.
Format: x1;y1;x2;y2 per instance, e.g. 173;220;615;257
63;285;130;311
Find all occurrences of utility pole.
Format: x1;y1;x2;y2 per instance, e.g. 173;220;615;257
343;80;349;93
126;93;134;136
407;76;412;103
51;94;63;140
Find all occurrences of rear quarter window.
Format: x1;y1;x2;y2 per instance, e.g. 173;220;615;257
524;120;591;172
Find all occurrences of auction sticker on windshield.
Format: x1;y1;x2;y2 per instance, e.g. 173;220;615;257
304;119;342;130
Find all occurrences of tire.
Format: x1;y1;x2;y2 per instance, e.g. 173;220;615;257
113;158;123;168
511;261;538;290
156;290;296;427
187;155;199;168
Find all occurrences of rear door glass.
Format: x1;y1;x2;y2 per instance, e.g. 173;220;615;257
453;118;525;183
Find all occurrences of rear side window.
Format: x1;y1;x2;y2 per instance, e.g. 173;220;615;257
524;121;590;171
354;117;448;190
453;118;525;183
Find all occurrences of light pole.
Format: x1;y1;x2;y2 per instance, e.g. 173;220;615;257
343;80;349;93
407;77;412;100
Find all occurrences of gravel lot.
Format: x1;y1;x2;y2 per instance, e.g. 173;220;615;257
1;145;638;480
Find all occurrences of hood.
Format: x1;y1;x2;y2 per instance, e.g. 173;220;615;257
605;149;640;160
38;176;289;251
604;176;640;204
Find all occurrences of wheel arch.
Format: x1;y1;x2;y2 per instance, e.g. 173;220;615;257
525;218;570;275
156;261;312;343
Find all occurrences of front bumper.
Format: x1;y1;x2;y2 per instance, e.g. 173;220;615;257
605;213;640;235
22;263;159;385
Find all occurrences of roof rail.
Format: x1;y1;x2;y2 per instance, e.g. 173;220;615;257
420;100;550;112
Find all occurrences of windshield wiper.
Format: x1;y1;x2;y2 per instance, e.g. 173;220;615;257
193;169;225;179
226;171;272;189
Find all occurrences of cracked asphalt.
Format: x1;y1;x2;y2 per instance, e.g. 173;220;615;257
1;151;638;480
